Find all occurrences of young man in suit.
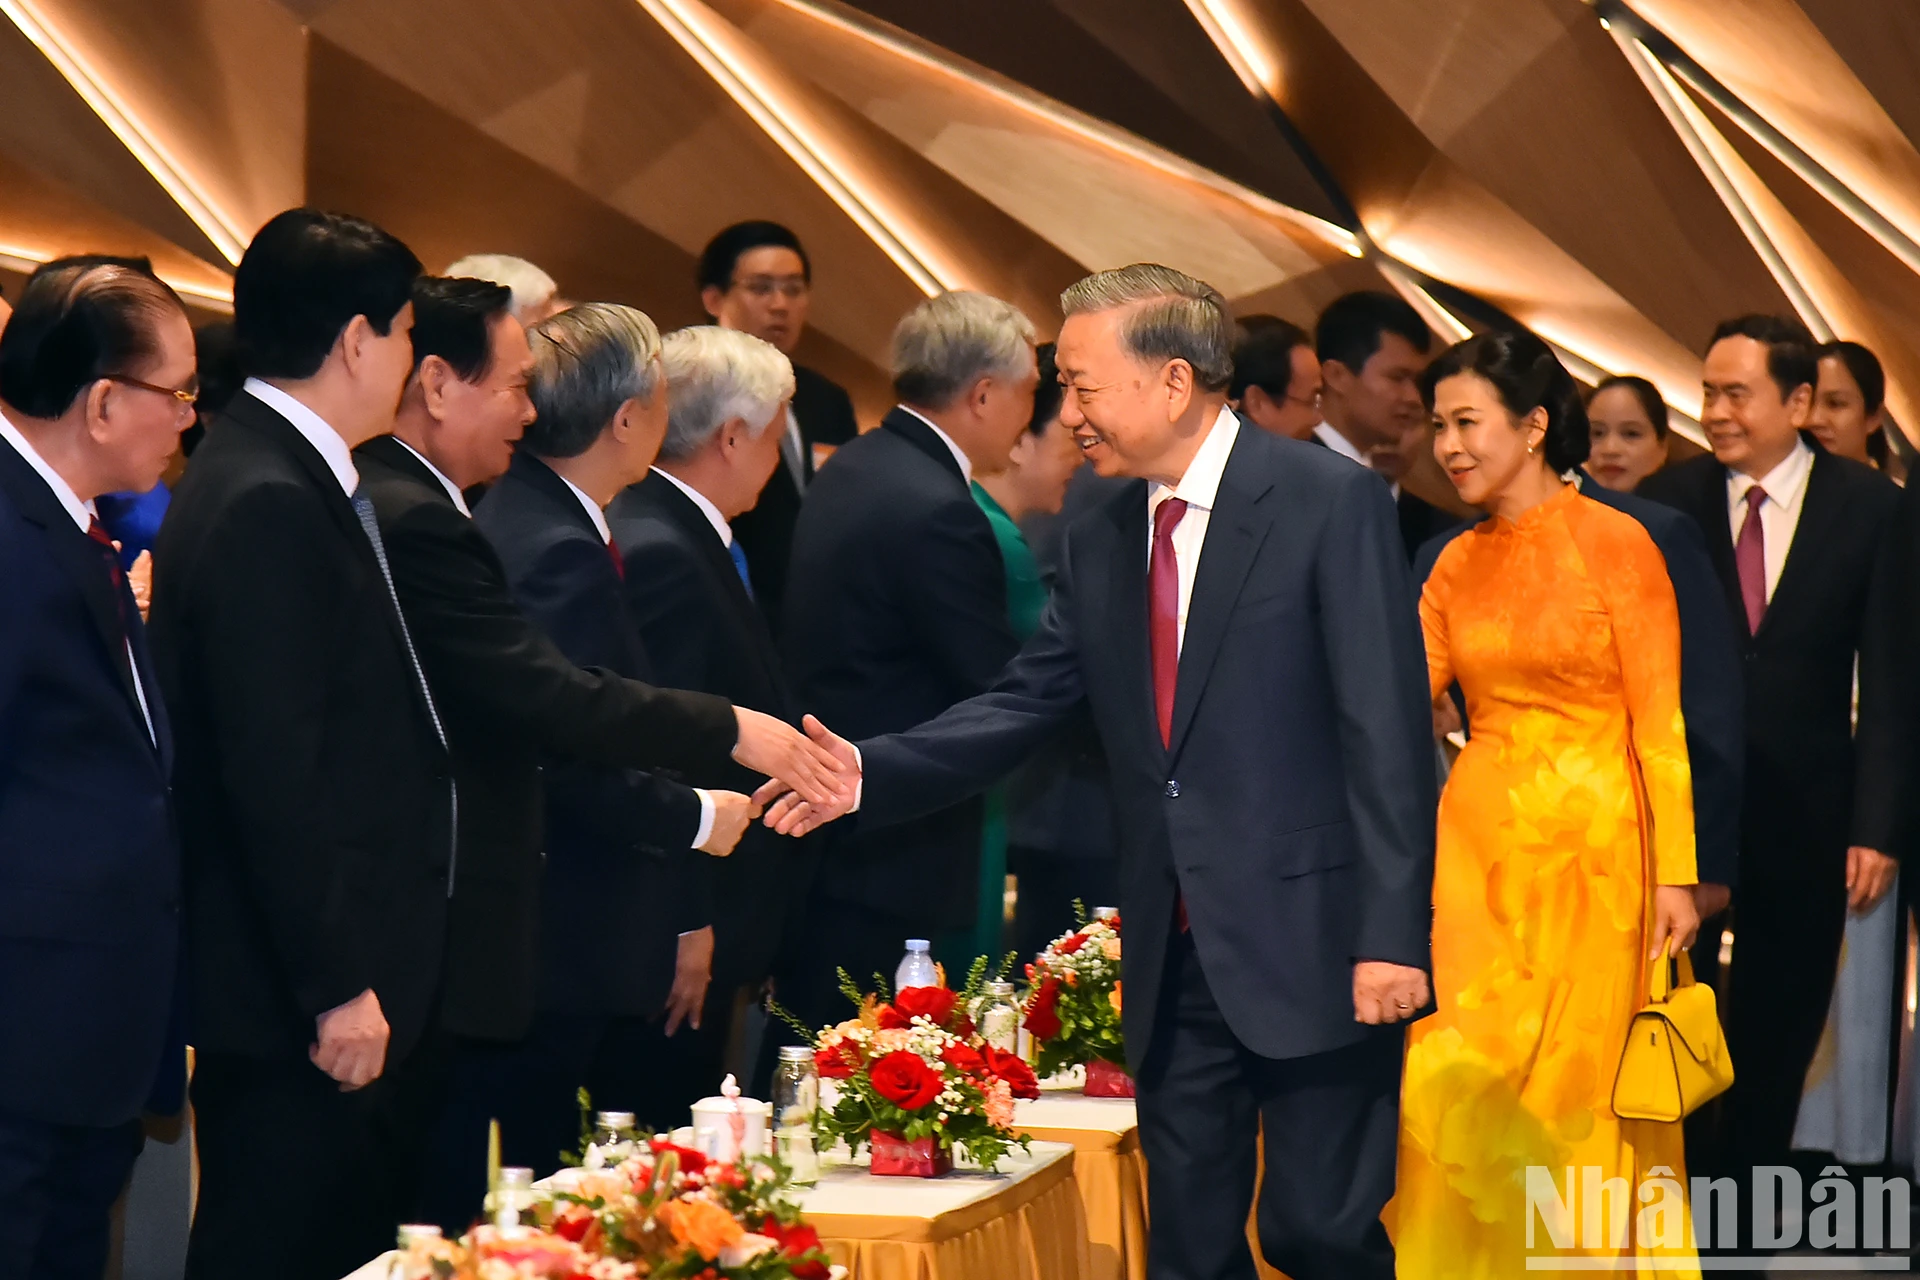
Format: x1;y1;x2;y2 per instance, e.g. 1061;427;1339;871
151;210;445;1280
0;258;193;1280
609;325;804;1106
777;290;1037;1032
1638;314;1901;1190
1229;314;1322;442
698;221;861;635
763;265;1437;1280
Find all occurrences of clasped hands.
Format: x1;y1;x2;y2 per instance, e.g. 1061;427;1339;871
750;715;861;835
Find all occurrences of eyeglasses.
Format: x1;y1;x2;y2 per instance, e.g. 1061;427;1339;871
104;374;199;407
733;275;809;301
1286;388;1323;411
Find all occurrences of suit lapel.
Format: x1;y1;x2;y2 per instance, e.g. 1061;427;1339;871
1758;449;1838;639
646;475;787;696
1097;486;1161;759
1686;460;1747;632
881;408;968;489
1169;439;1273;758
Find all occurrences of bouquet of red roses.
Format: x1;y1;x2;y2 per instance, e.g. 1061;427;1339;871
1024;906;1125;1083
799;968;1036;1174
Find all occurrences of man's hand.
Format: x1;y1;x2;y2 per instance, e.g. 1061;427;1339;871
128;549;154;622
732;707;853;807
310;988;389;1090
1649;885;1701;959
1693;882;1732;921
753;716;860;836
1847;846;1898;914
699;791;759;857
1353;961;1429;1024
664;926;714;1036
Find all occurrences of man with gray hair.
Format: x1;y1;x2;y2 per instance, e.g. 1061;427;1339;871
445;253;565;326
774;290;1038;1034
759;264;1436;1279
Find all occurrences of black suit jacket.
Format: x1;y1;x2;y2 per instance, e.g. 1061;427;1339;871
353;438;739;1038
0;440;181;1126
859;422;1437;1063
1855;477;1920;861
1639;444;1900;885
473;452;712;1017
151;390;451;1064
730;365;858;637
1414;471;1745;888
610;471;804;988
783;407;1020;931
1396;489;1461;565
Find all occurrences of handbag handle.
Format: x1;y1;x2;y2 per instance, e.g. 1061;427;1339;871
1646;940;1695;1005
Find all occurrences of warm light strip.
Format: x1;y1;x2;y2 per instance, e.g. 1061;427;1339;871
0;241;234;310
633;0;947;296
769;0;1360;257
1182;0;1281;102
0;0;246;265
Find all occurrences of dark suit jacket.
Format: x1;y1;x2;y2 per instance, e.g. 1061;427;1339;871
1412;470;1746;888
0;439;180;1126
151;390;451;1065
353;438;739;1038
859;422;1437;1063
1396;489;1461;565
610;471;803;988
1855;477;1920;861
730;365;857;637
783;407;1020;932
1638;443;1900;886
473;451;711;1017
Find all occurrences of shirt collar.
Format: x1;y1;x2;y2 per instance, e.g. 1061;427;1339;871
244;377;359;496
0;408;92;530
393;439;471;517
1729;436;1814;509
896;405;973;484
1150;406;1241;513
651;467;732;546
557;471;613;543
1312;420;1368;467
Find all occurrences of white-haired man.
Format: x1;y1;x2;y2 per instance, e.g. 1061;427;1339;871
445;253;565;326
608;326;803;1105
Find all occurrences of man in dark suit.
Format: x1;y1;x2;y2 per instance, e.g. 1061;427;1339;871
609;324;806;1106
1639;314;1901;1188
151;210;447;1280
0;258;193;1280
764;265;1436;1280
699;221;861;635
777;289;1038;1030
1229;314;1322;442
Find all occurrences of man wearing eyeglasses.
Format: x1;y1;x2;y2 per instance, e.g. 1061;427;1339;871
697;221;860;636
1229;314;1322;442
0;256;195;1280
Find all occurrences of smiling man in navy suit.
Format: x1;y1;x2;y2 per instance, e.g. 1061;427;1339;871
0;257;194;1280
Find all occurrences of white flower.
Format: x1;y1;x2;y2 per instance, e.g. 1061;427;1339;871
720;1234;780;1267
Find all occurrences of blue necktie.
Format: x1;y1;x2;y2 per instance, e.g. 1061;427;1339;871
728;538;755;599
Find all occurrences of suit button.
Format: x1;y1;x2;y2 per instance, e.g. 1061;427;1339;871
1165;780;1180;799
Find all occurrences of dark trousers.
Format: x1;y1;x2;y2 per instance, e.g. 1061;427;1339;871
1010;849;1120;964
1136;933;1400;1280
187;1041;449;1280
420;1011;683;1234
0;1109;141;1280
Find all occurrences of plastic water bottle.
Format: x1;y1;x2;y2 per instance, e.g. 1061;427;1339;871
895;938;938;991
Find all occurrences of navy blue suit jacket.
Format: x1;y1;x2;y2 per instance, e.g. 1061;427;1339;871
859;422;1437;1064
1412;470;1745;888
0;437;180;1126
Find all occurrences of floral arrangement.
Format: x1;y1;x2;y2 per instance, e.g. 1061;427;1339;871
1024;906;1125;1081
784;963;1036;1173
386;1136;832;1280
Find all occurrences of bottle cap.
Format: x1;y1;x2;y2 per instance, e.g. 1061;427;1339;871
906;938;930;951
1091;906;1120;920
779;1044;815;1062
496;1167;535;1189
396;1224;443;1246
985;980;1016;995
594;1111;636;1130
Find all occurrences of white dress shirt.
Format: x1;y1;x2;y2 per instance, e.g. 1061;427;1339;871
555;465;714;850
0;409;156;743
1313;419;1399;499
896;405;973;483
244;378;359;496
1727;437;1814;604
651;467;733;546
1148;407;1241;654
393;439;471;516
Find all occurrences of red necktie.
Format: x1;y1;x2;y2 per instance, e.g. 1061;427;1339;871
1149;497;1188;747
1734;485;1767;634
85;516;129;636
605;537;625;581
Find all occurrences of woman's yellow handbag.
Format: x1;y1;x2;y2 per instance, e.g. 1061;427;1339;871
1612;943;1734;1122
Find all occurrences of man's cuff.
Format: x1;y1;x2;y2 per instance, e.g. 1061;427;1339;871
692;788;715;848
852;746;863;813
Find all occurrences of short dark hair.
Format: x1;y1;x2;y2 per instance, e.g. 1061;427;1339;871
0;257;186;418
1230;314;1311;400
1707;313;1816;403
1590;374;1670;440
1818;339;1885;415
234;209;422;380
1420;327;1589;474
1316;291;1431;373
410;276;514;382
1028;342;1064;435
696;221;811;296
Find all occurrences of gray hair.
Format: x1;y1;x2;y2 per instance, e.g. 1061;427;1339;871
891;291;1037;410
523;303;662;459
1060;264;1233;393
657;326;796;462
446;253;557;325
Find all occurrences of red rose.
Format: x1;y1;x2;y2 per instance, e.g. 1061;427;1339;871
815;1040;860;1079
648;1137;709;1176
868;1050;943;1110
893;985;959;1027
941;1042;986;1077
1024;976;1062;1041
1056;932;1089;955
762;1218;831;1280
877;1005;910;1031
551;1207;592;1242
982;1044;1041;1100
